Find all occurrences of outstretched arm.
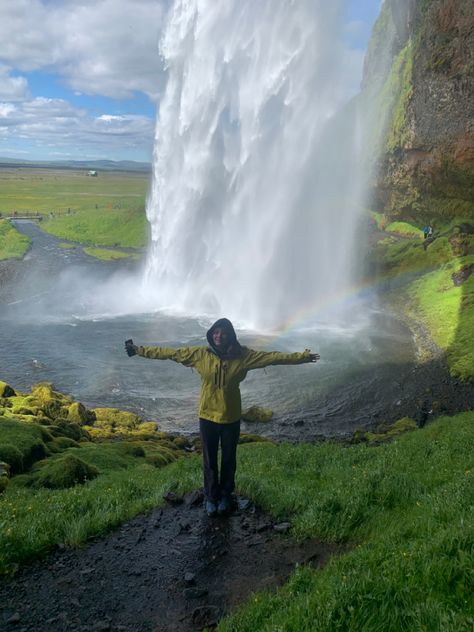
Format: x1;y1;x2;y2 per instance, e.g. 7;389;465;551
243;348;320;371
124;340;202;367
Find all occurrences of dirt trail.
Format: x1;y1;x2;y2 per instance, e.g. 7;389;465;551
0;492;340;632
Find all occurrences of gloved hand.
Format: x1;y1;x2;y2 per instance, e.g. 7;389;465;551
125;339;138;357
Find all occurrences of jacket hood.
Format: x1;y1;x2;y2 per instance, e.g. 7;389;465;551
206;318;242;359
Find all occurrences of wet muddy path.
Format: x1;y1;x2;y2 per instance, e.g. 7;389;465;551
0;491;340;631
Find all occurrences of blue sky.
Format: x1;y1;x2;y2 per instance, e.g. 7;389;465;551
0;1;381;163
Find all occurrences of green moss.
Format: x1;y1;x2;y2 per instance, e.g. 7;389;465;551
242;406;274;423
0;382;16;398
0;419;50;472
383;42;414;152
0;444;23;474
50;437;80;452
92;408;142;430
67;402;90;425
32;454;99;489
361;417;418;444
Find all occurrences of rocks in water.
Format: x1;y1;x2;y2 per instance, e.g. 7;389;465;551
0;381;16;397
241;405;273;423
273;522;291;534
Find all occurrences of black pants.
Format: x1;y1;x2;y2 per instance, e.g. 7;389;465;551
199;418;240;502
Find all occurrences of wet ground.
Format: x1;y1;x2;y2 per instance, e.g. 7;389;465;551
0;491;341;632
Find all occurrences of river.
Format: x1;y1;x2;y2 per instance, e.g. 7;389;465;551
0;221;419;440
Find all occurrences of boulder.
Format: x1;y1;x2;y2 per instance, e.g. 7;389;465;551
0;381;16;397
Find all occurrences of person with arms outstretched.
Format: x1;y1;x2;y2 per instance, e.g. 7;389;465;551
125;318;320;516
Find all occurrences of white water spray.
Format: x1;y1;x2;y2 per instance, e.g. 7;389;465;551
143;0;370;330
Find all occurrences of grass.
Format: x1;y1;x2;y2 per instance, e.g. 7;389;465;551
3;412;472;629
368;212;474;379
0;219;31;260
385;221;424;238
404;257;474;379
0;167;150;248
83;246;141;261
218;413;474;631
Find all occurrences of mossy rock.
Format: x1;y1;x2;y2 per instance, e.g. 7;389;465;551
172;436;191;449
242;406;274;423
145;447;177;467
33;454;99;489
137;422;158;434
55;420;89;442
0;460;10;493
67;402;90;426
0;381;15;397
239;433;273;444
118;442;146;458
0;444;23;474
29;383;71;420
92;408;142;429
355;417;418;444
0;460;10;478
11;405;40;417
50;436;81;451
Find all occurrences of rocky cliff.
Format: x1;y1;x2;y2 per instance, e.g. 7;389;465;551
366;0;474;224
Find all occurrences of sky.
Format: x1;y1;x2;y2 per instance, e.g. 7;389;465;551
0;0;382;163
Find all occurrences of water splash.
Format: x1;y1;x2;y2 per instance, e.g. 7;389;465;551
143;0;371;330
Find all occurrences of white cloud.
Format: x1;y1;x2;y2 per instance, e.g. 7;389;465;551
0;0;169;100
0;66;30;101
0;96;154;158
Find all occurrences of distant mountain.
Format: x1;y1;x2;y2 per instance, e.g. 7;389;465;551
0;158;152;173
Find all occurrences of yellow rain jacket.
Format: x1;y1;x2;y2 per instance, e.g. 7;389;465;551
137;345;312;424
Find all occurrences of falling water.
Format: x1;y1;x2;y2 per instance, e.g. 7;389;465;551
143;0;370;330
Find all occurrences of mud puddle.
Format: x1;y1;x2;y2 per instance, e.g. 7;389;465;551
0;491;340;631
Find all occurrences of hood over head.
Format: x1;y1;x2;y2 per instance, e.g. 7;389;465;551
206;318;243;359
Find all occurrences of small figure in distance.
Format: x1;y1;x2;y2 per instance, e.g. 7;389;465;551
124;319;320;517
423;225;429;240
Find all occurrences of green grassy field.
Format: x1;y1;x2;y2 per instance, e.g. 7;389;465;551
0;167;150;248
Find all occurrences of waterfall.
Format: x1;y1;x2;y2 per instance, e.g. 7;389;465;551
143;0;370;330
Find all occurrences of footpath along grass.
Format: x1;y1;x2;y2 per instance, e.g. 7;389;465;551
0;168;150;248
1;413;473;630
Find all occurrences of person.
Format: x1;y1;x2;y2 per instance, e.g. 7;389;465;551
124;318;320;517
423;225;429;240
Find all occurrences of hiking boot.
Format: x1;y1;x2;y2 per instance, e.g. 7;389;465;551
217;497;230;515
205;500;217;517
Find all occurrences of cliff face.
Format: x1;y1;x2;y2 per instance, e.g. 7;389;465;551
366;0;474;222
